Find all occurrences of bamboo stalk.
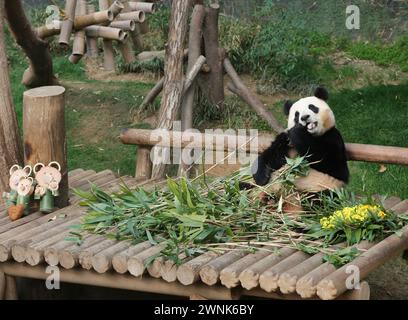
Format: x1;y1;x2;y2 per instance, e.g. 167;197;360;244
71;0;87;63
128;2;156;13
100;0;116;71
85;25;127;41
239;248;296;290
220;249;271;288
59;0;77;45
86;5;99;58
259;251;310;293
199;250;247;286
110;20;136;31
115;11;146;23
176;252;219;285
109;0;125;16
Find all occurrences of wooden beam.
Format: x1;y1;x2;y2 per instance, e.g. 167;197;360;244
120;129;408;166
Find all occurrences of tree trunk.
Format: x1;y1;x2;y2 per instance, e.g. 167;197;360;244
0;0;24;201
202;3;224;107
5;0;57;88
23;86;68;208
151;0;191;179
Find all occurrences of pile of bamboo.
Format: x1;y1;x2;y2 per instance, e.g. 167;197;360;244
1;170;408;300
36;0;157;70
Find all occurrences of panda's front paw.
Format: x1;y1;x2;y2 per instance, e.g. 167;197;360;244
252;157;272;186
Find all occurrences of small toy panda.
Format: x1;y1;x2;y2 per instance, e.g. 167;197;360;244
253;87;349;188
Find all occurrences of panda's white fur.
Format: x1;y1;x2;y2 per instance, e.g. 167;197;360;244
287;96;335;136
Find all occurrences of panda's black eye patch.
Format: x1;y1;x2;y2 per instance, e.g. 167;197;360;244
294;111;300;124
308;104;319;113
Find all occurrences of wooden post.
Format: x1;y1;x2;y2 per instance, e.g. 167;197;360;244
122;0;144;52
135;146;152;180
23;86;68;208
151;0;191;179
59;0;77;45
202;3;224;108
0;268;5;299
86;5;99;58
0;0;24;200
70;0;87;64
99;0;116;71
4;275;17;300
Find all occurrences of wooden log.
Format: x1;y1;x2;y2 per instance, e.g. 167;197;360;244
92;241;132;274
199;250;247;286
85;26;127;41
127;244;166;277
150;0;190;179
135;146;152;180
11;211;83;264
176;252;219;285
389;199;408;214
160;254;191;283
147;256;164;278
79;238;119;270
220;249;271;288
23;86;68;208
239;248;296;290
3;261;239;300
59;235;107;269
137;50;165;61
182;55;206;95
59;0;77;45
278;245;346;294
99;0;116;71
44;234;95;267
128;2;156;13
181;4;205;131
259;251;310;293
224;59;284;134
68;168;84;178
115;11;146;23
0;206;78;262
317;225;408;300
86;5;99;58
120;128;408;166
112;240;154;274
25;228;77;266
138;77;164;111
4;275;17;300
202;3;224;108
110;20;136;31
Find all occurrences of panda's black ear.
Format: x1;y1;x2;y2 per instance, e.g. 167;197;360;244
314;87;329;101
283;100;293;116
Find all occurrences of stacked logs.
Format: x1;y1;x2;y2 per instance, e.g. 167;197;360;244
35;0;157;70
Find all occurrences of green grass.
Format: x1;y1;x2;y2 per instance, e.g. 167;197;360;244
345;37;408;72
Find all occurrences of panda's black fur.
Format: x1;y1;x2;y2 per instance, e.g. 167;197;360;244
253;87;349;186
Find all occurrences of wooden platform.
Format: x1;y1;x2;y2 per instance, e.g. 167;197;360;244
1;169;408;300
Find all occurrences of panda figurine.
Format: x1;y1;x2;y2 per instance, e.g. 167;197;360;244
253;87;349;190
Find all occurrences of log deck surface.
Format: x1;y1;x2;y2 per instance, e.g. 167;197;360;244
0;169;407;300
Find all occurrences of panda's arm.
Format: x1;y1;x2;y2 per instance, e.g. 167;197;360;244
252;132;290;186
287;125;321;161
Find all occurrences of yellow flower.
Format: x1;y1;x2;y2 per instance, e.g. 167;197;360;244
320;204;386;230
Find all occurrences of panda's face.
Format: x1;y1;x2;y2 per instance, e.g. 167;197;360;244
287;96;335;136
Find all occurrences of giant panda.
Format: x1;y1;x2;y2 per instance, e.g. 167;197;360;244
252;87;349;189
